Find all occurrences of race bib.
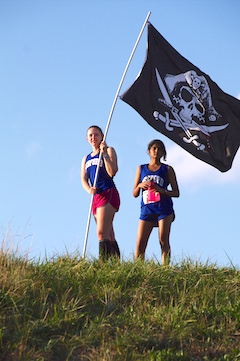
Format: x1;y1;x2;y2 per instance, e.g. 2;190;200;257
143;189;160;204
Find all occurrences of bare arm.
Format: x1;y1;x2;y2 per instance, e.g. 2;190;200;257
81;156;97;195
100;142;118;178
133;166;150;198
166;165;180;198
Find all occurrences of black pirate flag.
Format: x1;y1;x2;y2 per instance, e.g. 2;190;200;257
121;23;240;172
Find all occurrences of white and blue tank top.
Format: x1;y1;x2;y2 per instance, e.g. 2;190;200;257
140;163;173;217
85;152;115;193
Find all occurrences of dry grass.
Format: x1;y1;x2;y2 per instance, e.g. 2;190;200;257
0;237;240;360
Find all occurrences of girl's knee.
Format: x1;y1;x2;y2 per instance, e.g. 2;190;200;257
97;230;106;241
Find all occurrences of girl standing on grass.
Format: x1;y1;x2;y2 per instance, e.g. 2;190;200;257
81;125;120;260
133;139;180;265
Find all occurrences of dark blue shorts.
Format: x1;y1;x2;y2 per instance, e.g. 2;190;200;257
140;210;175;225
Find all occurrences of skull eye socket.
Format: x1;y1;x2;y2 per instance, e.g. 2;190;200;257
180;87;204;114
181;88;193;102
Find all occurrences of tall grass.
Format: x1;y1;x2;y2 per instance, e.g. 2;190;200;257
0;240;239;360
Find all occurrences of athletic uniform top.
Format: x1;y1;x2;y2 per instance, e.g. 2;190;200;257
85;152;115;193
140;163;174;221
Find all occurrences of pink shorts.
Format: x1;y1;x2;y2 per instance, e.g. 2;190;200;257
92;188;120;215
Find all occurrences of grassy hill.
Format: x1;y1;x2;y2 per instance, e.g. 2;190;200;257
0;244;239;360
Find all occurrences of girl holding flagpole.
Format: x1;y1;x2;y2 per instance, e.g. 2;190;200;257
81;125;120;260
133;139;179;265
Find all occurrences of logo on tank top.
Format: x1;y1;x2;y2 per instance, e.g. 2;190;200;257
85;158;103;169
142;175;164;186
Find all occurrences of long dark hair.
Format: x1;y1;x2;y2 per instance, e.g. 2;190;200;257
147;139;167;161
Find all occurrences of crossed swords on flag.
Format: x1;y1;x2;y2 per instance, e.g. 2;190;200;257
154;68;229;151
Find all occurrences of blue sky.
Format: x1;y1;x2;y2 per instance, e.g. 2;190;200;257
1;0;240;266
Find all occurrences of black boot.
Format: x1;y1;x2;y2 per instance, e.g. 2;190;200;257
109;240;120;259
99;239;110;260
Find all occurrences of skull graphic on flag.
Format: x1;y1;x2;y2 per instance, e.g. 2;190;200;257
153;69;228;151
121;23;240;172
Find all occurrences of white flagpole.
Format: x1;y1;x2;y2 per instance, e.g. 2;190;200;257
82;11;151;258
